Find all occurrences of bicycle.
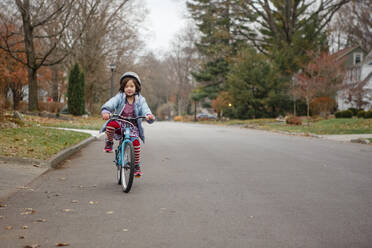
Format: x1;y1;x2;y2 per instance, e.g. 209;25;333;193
109;114;146;193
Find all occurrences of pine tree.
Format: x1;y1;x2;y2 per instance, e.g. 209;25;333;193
67;63;85;116
187;0;253;98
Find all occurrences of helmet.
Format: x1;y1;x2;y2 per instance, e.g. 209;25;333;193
119;72;142;89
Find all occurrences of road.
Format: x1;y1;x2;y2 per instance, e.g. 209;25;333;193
1;122;372;248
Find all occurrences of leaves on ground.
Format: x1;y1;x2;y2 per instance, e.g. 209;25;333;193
56;243;70;246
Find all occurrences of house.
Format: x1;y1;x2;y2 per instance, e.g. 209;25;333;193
336;46;372;110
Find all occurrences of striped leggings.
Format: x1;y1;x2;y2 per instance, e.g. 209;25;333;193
106;121;140;165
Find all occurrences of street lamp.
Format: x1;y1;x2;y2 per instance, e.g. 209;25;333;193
109;63;116;97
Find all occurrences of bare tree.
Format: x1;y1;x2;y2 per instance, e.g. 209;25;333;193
165;24;200;115
65;0;145;113
0;0;87;111
332;0;372;51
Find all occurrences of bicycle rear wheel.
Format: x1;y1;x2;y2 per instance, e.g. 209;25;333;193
121;142;135;193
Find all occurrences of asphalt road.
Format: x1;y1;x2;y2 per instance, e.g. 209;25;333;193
1;122;372;248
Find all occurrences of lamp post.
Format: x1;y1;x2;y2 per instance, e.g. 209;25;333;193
109;63;116;97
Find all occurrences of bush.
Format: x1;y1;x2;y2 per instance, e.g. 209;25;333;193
335;110;353;118
286;115;302;125
173;116;183;121
357;110;365;118
67;63;85;116
348;108;358;116
365;110;372;119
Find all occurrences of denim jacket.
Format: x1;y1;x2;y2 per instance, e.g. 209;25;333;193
100;92;154;142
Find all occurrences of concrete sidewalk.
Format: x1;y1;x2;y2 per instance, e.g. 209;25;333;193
317;134;372;143
0;128;104;201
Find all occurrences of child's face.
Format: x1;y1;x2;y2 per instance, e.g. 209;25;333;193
124;80;136;96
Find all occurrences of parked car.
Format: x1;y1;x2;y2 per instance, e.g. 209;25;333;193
196;113;217;120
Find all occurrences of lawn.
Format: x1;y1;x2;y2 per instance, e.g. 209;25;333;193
24;114;106;130
197;118;372;135
0;126;91;160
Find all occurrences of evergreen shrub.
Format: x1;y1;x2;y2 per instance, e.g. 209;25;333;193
347;108;358;116
335;110;353;118
357;110;365;118
364;110;372;119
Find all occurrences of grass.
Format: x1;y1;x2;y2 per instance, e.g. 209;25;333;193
196;118;372;135
24;114;105;130
0;126;90;160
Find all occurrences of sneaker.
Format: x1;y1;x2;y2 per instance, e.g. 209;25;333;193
104;141;113;153
134;165;142;177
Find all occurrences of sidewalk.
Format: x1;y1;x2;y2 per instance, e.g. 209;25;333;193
0;128;104;201
317;134;372;143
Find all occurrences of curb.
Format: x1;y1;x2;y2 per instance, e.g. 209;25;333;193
0;135;100;169
47;135;99;168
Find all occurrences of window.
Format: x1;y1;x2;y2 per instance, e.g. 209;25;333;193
354;52;363;65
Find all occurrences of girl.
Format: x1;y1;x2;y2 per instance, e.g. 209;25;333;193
100;72;154;176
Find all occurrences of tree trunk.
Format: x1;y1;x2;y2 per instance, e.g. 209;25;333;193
28;67;39;111
11;83;23;110
51;65;59;102
17;0;39;111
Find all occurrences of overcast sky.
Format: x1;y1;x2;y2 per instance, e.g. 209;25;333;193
142;0;188;53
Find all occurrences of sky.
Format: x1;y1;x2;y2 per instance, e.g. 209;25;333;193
142;0;188;53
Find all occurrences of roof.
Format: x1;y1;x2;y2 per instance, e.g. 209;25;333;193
331;46;361;61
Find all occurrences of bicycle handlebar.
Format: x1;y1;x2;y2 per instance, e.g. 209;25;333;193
110;114;147;121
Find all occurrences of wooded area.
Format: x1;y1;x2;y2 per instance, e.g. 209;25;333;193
0;0;371;120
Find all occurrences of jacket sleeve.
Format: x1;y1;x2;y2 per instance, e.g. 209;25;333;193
101;93;121;113
139;96;154;123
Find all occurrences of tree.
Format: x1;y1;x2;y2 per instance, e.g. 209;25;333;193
66;0;142;113
227;47;279;119
245;0;350;76
212;91;231;119
0;25;28;110
344;77;372;110
332;0;372;51
67;64;85;116
0;0;79;111
187;0;253;98
166;24;200;116
293;51;346;119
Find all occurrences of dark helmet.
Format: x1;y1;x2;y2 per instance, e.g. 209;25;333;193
119;72;142;93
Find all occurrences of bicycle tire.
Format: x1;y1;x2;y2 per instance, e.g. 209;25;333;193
121;141;135;193
115;149;122;185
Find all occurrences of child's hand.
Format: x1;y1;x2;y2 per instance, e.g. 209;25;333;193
146;114;155;121
102;113;110;120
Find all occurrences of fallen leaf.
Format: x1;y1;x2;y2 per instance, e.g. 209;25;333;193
22;225;29;229
0;203;8;208
56;243;70;247
106;211;114;215
71;200;79;203
63;209;73;212
34;219;47;223
89;201;98;205
24;244;40;248
21;209;36;215
5;226;12;230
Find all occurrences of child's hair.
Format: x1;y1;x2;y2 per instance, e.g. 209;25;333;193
119;76;141;94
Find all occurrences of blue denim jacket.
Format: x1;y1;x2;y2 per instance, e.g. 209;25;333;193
100;93;154;142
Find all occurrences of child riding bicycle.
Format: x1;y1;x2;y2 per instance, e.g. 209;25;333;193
100;72;155;176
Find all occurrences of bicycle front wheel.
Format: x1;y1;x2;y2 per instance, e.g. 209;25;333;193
121;142;135;193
